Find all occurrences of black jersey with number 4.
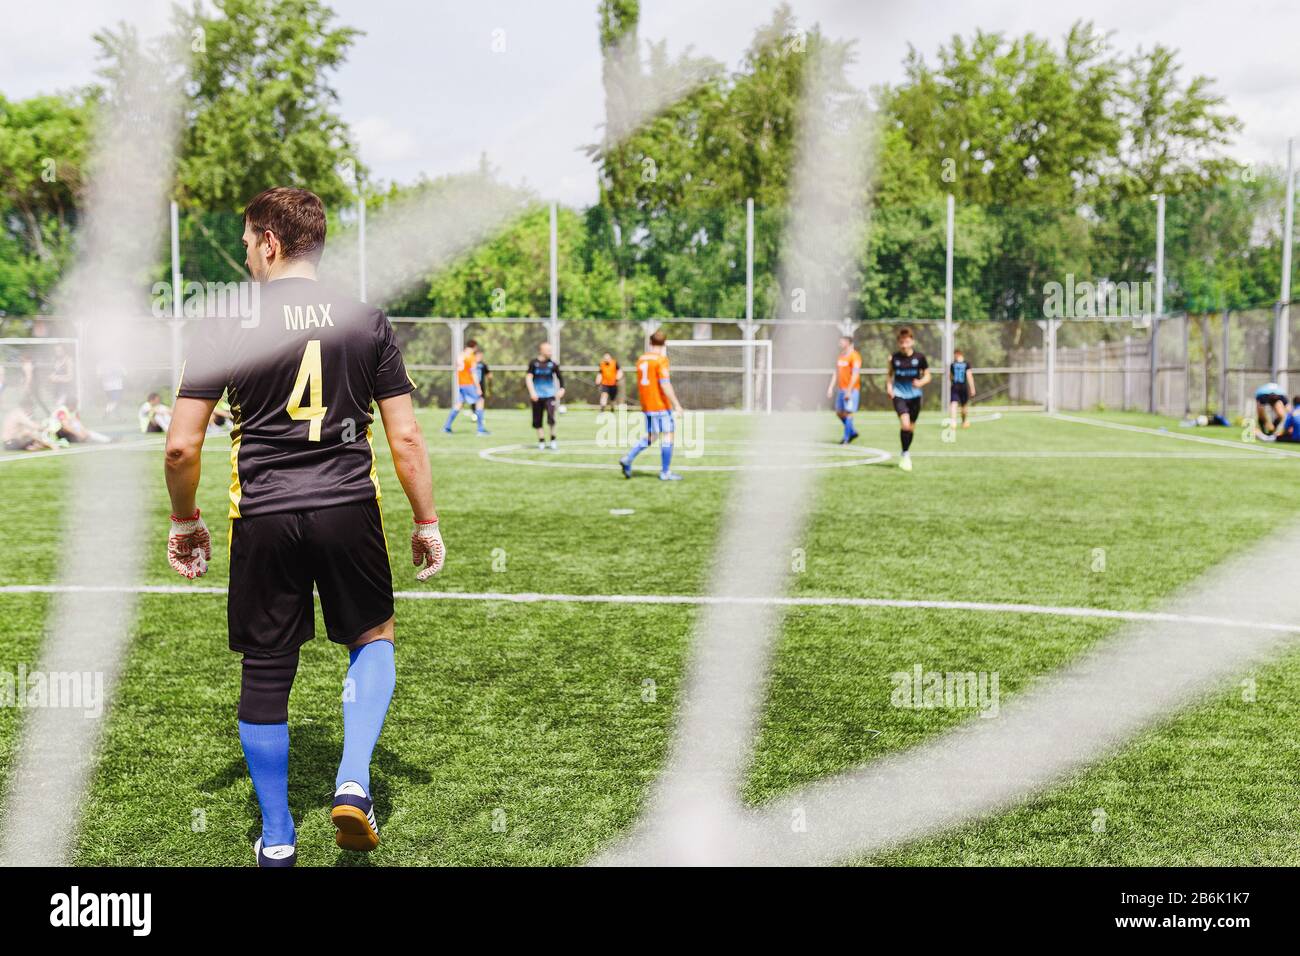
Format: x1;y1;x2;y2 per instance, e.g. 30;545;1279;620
176;277;414;518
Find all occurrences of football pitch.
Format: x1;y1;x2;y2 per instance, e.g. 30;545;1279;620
2;406;1299;866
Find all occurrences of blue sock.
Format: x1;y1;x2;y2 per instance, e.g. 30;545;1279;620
238;720;294;847
443;408;459;430
336;641;396;795
845;415;856;438
661;442;674;473
476;409;486;432
624;437;650;462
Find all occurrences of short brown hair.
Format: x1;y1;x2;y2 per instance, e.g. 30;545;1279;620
243;187;326;263
896;326;914;340
649;330;667;347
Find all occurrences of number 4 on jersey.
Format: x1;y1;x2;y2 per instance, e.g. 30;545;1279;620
286;339;328;441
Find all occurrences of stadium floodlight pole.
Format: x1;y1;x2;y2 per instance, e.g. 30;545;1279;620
170;199;182;391
944;193;954;409
1277;138;1294;391
1150;193;1165;414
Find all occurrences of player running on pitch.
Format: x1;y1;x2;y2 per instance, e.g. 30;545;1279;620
620;329;684;480
949;348;976;429
526;341;565;449
596;352;622;411
443;339;486;435
887;326;931;471
826;335;862;444
165;187;445;868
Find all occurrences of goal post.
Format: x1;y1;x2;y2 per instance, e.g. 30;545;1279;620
0;337;83;413
664;339;772;412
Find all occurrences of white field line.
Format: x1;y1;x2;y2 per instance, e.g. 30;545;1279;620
912;450;1289;460
5;583;1294;636
479;440;891;471
1050;412;1300;458
0;438;161;463
596;514;1300;866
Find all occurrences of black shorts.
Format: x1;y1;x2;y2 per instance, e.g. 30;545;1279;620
599;384;619;401
532;396;557;429
950;383;969;405
228;498;393;657
1257;394;1286;409
892;395;922;421
4;438;28;451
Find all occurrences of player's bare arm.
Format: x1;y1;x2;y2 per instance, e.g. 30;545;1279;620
525;372;538;403
662;379;683;413
378;392;444;581
967;369;976;397
164;395;218;578
916;367;933;390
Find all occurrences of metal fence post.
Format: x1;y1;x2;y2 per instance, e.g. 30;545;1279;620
744;198;755;413
1277;138;1294;391
943;193;954;407
1220;309;1231;420
1150;193;1165;414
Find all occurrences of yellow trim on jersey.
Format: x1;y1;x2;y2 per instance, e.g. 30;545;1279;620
228;402;243;519
366;424;382;500
227;518;234;561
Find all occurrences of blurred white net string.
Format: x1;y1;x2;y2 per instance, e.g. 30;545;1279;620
596;44;876;866
0;38;187;866
0;22;717;865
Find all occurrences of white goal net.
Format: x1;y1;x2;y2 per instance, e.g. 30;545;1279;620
663;339;772;412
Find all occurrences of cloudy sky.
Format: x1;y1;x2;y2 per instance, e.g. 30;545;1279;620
4;0;1297;206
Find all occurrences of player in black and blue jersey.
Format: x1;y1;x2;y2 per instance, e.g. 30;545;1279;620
887;326;931;472
949;348;976;429
526;341;565;450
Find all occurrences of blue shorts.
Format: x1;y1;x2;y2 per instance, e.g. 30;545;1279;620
457;384;481;405
644;410;675;434
834;389;859;413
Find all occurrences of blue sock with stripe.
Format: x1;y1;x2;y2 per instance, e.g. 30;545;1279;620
238;720;294;847
336;641;396;795
443;408;459;430
624;437;650;463
661;442;674;473
476;409;486;432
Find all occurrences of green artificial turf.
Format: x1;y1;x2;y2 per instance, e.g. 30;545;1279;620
1;406;1297;864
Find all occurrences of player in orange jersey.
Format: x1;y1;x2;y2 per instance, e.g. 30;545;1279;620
826;335;862;444
595;352;623;410
442;339;486;435
619;330;684;481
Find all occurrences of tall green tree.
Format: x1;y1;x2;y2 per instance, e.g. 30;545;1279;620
172;0;363;211
0;91;95;316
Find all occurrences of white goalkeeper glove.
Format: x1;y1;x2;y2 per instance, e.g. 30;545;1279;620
168;509;212;579
411;517;445;582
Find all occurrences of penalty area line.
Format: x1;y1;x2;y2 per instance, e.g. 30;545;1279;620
1;583;1298;635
